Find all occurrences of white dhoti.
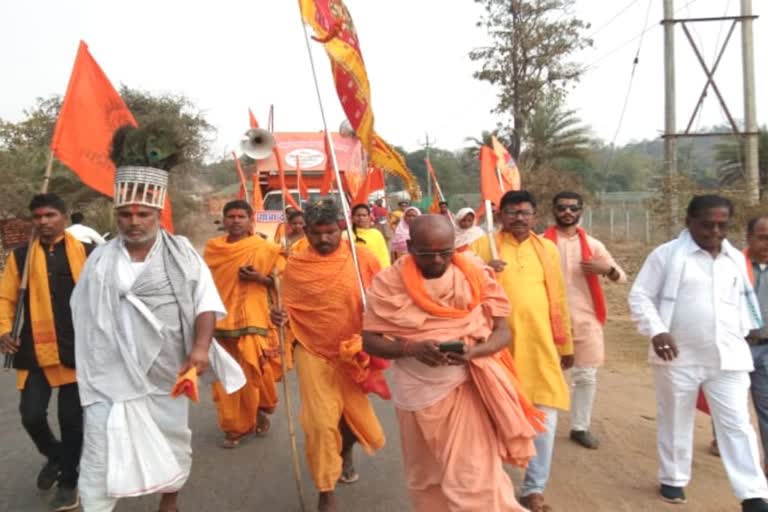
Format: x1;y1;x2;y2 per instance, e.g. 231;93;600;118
654;365;768;500
79;395;191;512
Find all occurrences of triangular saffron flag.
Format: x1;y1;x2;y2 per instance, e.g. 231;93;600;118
273;147;300;210
248;108;259;129
479;146;503;207
252;171;264;210
295;156;309;201
232;151;248;201
491;135;521;191
51;41;175;232
351;169;372;208
368;167;385;191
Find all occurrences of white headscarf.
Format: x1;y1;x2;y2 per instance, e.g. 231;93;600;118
391;206;421;254
454;207;485;249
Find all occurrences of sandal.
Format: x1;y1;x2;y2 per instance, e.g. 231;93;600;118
220;427;256;449
338;468;359;484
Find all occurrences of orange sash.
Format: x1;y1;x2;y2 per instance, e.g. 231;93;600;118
745;248;755;285
29;232;86;367
497;232;569;346
400;253;483;319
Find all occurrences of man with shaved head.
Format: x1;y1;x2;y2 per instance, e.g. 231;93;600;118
363;214;542;511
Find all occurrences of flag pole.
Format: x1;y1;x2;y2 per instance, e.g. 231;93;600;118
4;149;55;369
271;155;308;512
299;16;367;308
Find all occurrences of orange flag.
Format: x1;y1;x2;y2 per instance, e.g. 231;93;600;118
491;135;521;191
251;171;264;210
294;156;310;201
351;169;372;207
248;108;259;129
368;166;385;191
232;151;248;201
273;147;300;210
320;132;334;197
479;146;503;207
51;41;174;232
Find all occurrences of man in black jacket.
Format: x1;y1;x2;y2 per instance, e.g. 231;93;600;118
0;193;93;512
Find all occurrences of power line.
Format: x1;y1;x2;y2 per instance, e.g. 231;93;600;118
584;0;703;71
585;0;645;40
602;0;654;173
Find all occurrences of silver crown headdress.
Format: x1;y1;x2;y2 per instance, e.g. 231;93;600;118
114;165;168;209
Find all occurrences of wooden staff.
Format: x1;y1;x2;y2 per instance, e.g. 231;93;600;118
4;150;55;369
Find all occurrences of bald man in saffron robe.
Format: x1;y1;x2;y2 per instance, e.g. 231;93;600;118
363;215;542;512
270;200;386;512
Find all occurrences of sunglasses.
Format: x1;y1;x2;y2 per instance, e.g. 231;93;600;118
555;205;582;213
411;249;454;259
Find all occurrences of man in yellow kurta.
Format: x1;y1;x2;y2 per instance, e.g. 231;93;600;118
271;200;386;512
204;200;285;448
472;189;574;512
0;194;92;511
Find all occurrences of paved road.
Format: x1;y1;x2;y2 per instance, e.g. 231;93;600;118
0;370;410;512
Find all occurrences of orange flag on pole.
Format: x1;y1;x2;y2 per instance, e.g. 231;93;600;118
51;41;175;232
251;171;264;210
294;156;310;201
368;166;385;192
351;169;372;208
232;152;248;201
491;135;521;191
479;146;503;207
248;108;259;129
273;147;300;211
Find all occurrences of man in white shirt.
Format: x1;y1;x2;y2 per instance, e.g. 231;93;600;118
629;195;768;511
65;213;106;245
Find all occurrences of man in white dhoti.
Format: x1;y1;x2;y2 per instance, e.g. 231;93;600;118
629;194;768;511
71;122;239;512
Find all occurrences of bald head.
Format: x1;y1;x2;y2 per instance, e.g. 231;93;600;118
408;215;456;279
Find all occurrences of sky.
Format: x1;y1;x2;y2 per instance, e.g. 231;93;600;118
0;0;765;159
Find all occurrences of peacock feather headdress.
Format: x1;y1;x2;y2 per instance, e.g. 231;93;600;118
109;119;186;210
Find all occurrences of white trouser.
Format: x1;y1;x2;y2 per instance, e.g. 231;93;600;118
653;365;768;500
79;395;192;512
570;367;597;431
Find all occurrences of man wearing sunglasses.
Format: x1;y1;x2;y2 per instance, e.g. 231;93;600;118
544;192;626;451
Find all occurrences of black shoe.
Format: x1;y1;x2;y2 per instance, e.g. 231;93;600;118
50;486;79;511
742;498;768;512
37;459;61;491
659;484;687;504
570;429;600;449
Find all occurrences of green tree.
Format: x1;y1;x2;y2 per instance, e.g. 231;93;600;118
519;98;591;171
470;0;592;159
715;128;768;190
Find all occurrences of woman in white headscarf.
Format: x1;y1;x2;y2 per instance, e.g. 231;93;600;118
454;207;486;252
390;206;421;259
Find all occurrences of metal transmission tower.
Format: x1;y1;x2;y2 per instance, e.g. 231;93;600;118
662;0;760;236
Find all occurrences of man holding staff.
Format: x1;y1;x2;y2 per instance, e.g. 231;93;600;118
271;200;386;512
0;193;92;511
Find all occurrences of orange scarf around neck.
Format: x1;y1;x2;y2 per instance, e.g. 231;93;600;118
29;232;86;367
401;253;483;318
744;248;756;285
544;226;607;325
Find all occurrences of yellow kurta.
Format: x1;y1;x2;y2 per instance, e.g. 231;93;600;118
471;232;573;410
343;228;391;269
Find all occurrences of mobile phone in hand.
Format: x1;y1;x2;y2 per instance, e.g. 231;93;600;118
438;341;466;354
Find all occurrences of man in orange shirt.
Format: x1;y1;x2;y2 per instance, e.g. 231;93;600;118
0;194;93;511
204;200;285;448
271;200;386;512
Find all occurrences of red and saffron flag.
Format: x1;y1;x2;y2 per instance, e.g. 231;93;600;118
299;0;419;198
368;166;385;191
491;135;521;191
51;41;174;231
479;146;503;207
232;152;248;201
425;157;444;214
